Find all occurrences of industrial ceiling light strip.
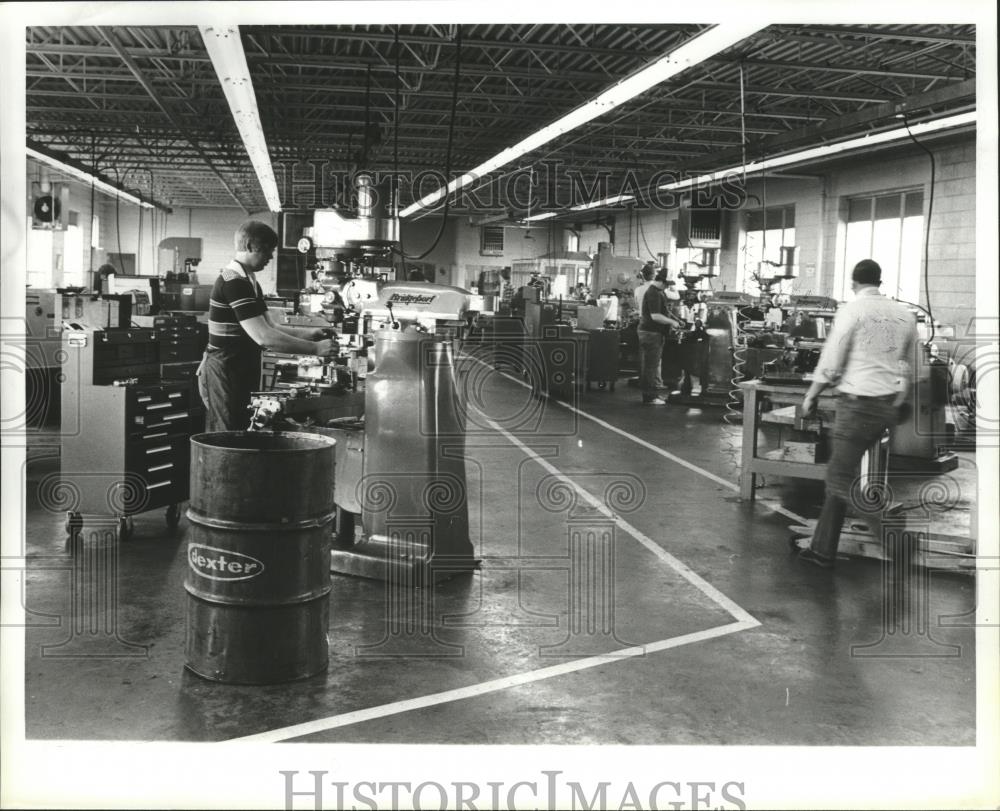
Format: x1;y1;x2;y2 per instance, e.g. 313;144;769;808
570;194;635;212
27;146;157;209
565;110;977;213
199;25;282;212
399;22;765;218
658;111;977;193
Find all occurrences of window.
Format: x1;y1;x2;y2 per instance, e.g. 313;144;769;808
480;225;504;256
739;205;795;295
841;190;923;302
566;231;580;253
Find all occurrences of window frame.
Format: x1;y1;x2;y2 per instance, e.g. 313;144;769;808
739;204;796;295
839;188;924;302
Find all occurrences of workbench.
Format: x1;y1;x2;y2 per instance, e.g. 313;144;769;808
738;379;889;502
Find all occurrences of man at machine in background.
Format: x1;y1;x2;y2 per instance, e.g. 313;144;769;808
633;264;656;315
198;220;338;432
638;268;684;405
797;259;918;568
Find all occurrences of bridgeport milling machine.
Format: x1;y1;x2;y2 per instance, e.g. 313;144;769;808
247;177;481;584
248;281;482;584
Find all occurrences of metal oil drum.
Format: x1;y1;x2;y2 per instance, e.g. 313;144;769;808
184;431;336;684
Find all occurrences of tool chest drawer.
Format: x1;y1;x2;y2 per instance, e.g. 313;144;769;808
127;384;193;428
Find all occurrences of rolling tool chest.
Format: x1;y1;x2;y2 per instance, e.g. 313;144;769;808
60;326;205;541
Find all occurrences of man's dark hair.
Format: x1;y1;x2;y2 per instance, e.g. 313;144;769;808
641;266;656;281
851;259;882;286
654;268;669;283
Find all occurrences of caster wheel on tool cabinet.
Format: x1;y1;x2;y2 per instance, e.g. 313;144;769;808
165;504;181;532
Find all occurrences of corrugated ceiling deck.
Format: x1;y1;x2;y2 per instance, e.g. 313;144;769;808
26;23;976;213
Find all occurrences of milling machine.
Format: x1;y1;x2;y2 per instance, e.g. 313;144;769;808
248;280;483;583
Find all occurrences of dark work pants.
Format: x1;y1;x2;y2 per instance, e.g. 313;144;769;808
811;394;897;559
196;347;261;433
637;329;664;399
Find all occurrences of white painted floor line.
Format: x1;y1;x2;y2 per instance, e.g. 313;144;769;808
488;417;759;626
470;356;809;526
224;620;756;744
223;372;764;745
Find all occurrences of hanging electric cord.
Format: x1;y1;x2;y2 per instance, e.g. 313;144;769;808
111;166;126;277
636;212;659;262
135;171;143;273
900;113;937;345
722;64;753;428
738;62;748;189
392;26;405;275
88;170;96;282
394;26;463;262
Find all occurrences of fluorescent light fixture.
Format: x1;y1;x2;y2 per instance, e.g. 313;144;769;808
659;111;977;193
199;25;282;212
571;194;635;212
522;211;559;223
27;147;155;209
400;22;764;218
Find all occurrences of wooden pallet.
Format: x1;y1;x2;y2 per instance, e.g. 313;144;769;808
789;519;976;572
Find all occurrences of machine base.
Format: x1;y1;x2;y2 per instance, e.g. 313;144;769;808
789;520;974;572
887;451;960;473
330;537;480;583
667;392;730;408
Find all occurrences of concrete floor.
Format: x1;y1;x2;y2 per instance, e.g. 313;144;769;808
19;361;979;746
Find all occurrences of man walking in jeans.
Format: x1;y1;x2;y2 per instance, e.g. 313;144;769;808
797;259;918;568
638;268;683;405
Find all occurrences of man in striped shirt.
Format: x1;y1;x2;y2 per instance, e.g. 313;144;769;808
197;221;337;432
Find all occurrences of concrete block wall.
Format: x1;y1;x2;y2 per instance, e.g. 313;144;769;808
29;133;973;327
819;135;975;329
97;204;277;283
400;216;563;288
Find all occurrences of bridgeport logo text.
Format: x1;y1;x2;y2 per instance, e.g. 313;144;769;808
281;771;748;810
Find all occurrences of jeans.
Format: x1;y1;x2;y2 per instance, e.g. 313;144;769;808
637;329;665;399
811;394;897;559
196;347;261;433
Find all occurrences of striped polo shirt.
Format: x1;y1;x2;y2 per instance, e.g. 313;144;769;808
207;260;267;352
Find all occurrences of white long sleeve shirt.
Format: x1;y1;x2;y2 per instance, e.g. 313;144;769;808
814;287;918;396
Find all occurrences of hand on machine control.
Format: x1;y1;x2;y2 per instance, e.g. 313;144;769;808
303;327;336;341
313;338;339;357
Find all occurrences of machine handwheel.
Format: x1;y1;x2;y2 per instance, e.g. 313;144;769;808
165;504;181;531
117;516;134;542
